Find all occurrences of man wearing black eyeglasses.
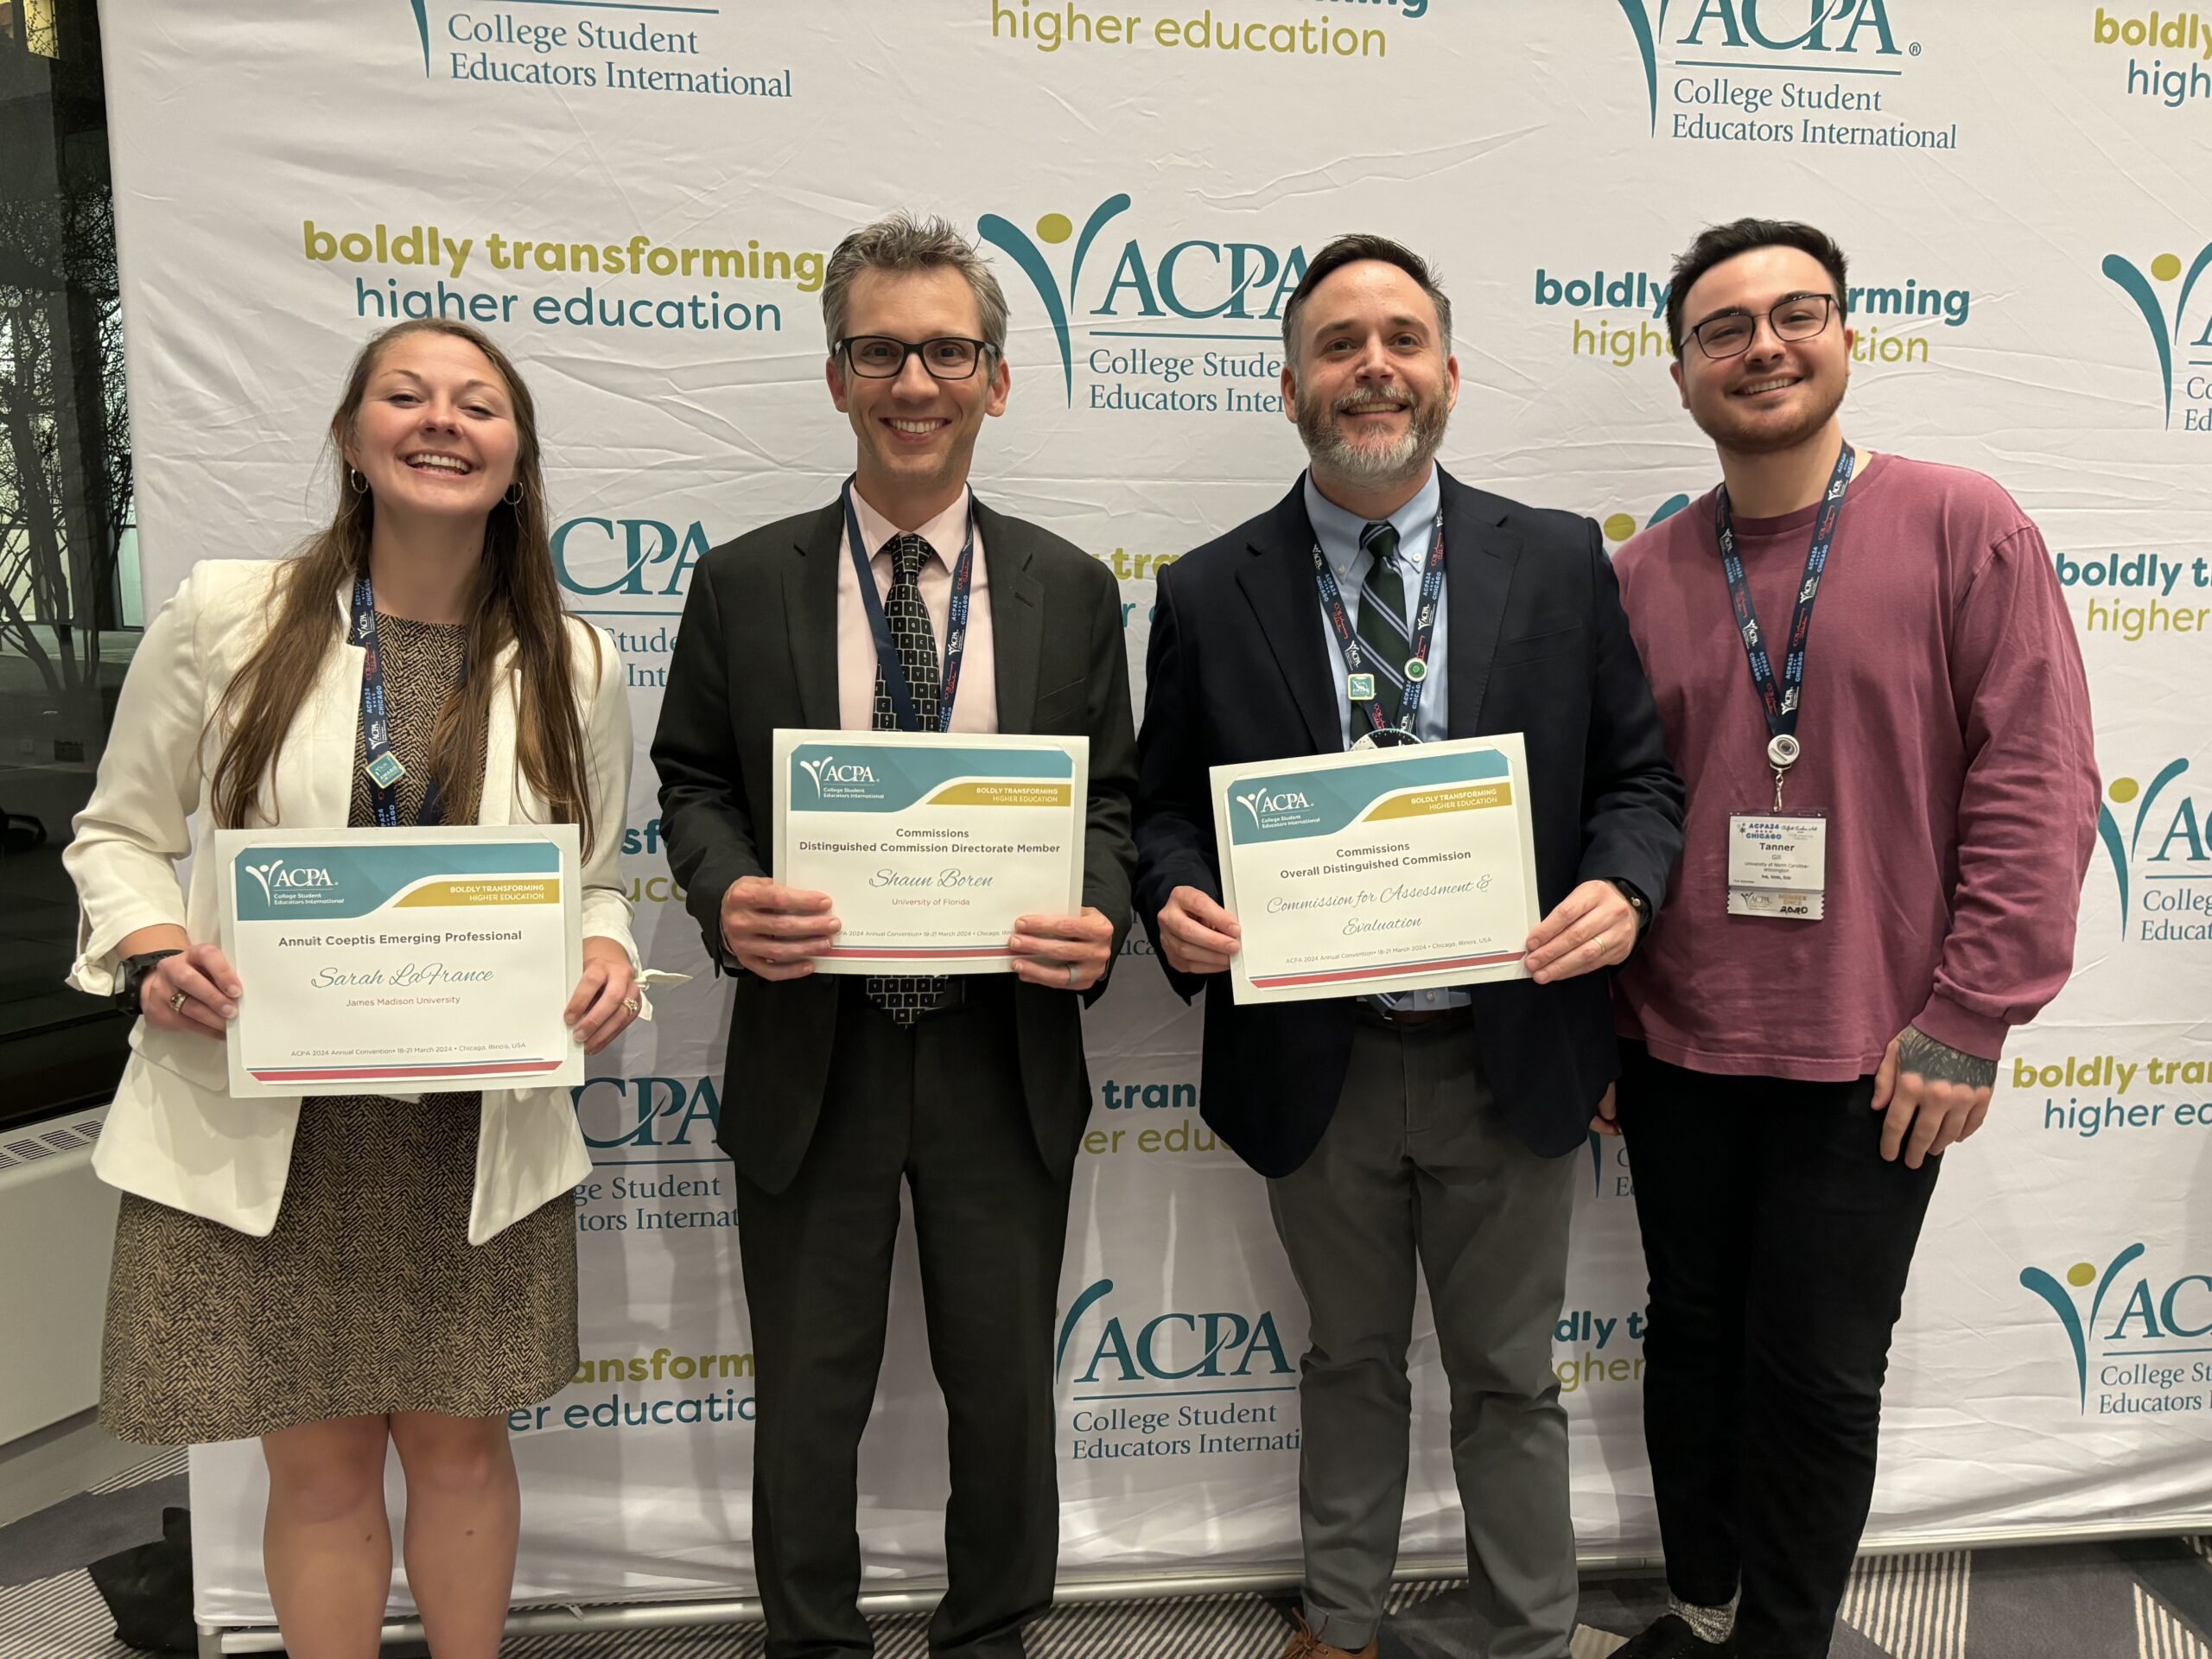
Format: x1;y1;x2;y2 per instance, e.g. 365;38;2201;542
652;211;1137;1658
1601;219;2098;1659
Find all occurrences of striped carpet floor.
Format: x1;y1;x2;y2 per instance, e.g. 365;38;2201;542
0;1575;1584;1659
84;1446;188;1495
3;1452;2207;1656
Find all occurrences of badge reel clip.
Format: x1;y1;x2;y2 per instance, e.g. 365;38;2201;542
1767;733;1799;811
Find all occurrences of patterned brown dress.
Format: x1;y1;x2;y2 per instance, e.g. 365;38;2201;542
100;613;578;1443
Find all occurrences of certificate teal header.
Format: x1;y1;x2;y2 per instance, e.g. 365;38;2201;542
787;742;1074;814
1223;748;1511;846
232;841;561;922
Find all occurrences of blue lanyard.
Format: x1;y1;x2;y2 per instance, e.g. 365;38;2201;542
1714;442;1854;744
842;477;976;734
349;574;448;828
1312;512;1446;744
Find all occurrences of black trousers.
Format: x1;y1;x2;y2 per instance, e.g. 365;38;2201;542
732;980;1072;1659
1614;1042;1942;1659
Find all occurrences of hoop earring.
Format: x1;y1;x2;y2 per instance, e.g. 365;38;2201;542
503;480;525;506
347;467;367;494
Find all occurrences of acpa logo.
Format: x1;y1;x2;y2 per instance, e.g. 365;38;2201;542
245;859;336;902
574;1075;720;1149
2101;244;2212;429
1233;785;1313;827
978;196;1308;404
551;517;711;598
799;754;876;794
2094;760;2211;938
1615;0;1910;132
2019;1243;2212;1410
1053;1278;1293;1385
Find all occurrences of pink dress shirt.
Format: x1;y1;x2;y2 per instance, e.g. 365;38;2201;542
836;486;999;734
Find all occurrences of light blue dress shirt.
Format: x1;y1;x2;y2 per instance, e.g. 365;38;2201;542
1300;467;1468;1011
1303;467;1450;749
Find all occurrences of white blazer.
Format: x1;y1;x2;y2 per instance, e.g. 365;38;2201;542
66;559;639;1245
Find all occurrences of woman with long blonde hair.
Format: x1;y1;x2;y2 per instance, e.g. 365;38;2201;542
66;318;644;1658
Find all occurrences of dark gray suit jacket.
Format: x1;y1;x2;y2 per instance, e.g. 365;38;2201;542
652;496;1138;1193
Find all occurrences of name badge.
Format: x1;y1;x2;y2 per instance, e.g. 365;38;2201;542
1727;813;1827;921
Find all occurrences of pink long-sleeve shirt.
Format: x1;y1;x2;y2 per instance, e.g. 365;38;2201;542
1611;452;2099;1081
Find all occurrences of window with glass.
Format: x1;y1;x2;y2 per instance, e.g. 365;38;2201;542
1;0;141;1128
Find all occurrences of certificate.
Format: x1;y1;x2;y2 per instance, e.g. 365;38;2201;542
215;825;584;1098
1211;734;1542;1005
772;729;1087;974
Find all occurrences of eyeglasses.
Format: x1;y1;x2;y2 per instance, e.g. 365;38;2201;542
835;335;995;381
1688;294;1838;360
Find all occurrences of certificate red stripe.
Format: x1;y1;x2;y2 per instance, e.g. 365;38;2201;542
1249;949;1524;989
817;946;1015;960
248;1059;563;1083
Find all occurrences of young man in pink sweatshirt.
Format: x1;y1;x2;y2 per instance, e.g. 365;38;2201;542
1603;219;2100;1659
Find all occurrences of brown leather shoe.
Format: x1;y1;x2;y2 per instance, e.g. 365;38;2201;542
1279;1611;1379;1659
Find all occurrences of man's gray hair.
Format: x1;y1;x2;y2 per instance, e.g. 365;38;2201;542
821;212;1010;358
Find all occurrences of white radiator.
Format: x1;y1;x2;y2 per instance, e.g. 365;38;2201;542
0;1109;118;1444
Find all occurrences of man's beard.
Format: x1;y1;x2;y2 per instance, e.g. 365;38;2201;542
1297;378;1451;484
1694;370;1847;458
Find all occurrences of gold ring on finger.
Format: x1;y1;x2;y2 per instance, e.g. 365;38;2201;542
168;989;188;1014
1593;933;1608;954
621;998;639;1016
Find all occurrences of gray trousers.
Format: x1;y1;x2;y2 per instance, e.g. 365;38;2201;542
1267;1014;1579;1658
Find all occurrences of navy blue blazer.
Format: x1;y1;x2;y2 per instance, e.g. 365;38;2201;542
1133;469;1685;1175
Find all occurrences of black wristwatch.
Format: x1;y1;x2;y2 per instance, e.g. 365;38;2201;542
1610;879;1653;936
114;950;181;1014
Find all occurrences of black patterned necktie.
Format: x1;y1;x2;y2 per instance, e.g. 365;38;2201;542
866;532;950;1024
1354;520;1413;731
1357;521;1421;1014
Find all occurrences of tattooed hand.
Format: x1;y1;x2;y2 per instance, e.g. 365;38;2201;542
1871;1024;1998;1168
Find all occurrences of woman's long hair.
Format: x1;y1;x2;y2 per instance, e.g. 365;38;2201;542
207;319;599;855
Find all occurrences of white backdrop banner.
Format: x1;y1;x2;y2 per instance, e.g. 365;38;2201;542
91;0;2212;1625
